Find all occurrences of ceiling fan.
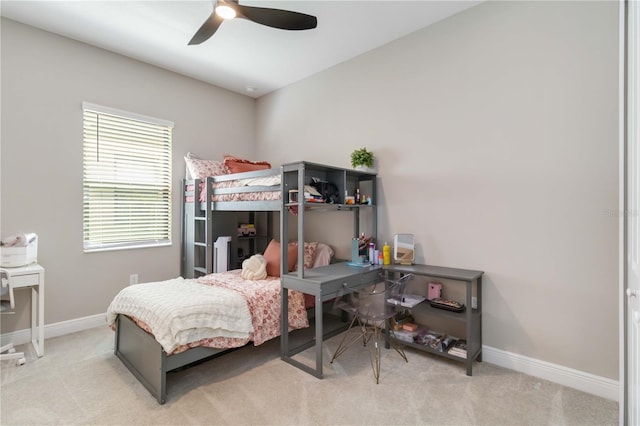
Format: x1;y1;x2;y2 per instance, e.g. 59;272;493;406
188;0;318;45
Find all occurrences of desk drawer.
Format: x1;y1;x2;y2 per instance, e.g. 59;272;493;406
322;269;383;300
11;273;40;287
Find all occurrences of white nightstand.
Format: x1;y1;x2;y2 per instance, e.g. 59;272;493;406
4;263;45;356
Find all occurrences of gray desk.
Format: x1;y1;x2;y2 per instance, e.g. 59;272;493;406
280;262;381;378
281;262;484;378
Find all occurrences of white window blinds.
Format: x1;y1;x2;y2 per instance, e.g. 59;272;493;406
82;102;173;252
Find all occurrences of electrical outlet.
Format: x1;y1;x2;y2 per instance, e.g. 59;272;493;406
129;274;138;285
471;297;477;309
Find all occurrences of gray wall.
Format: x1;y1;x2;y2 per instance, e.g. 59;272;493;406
0;18;255;327
0;0;620;383
256;1;619;380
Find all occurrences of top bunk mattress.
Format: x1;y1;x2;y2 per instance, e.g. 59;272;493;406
184;168;282;205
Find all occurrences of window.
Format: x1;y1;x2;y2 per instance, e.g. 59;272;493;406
82;102;173;252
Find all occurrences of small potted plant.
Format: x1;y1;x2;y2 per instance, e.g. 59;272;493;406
350;147;375;172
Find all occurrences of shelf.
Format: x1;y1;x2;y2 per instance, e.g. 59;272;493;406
388;336;479;364
384;264;483;282
410;301;481;322
390;337;463;361
284;202;375;210
384;264;484;376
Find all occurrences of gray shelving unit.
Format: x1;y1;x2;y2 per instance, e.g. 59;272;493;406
279;161;379;378
280;161;378;274
384;264;484;376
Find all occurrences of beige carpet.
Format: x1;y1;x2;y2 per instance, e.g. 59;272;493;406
1;326;617;425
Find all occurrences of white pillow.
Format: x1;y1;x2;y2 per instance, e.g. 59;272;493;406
312;243;334;268
184;156;228;180
185;152;201;179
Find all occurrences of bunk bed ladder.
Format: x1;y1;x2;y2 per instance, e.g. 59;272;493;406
192;178;214;277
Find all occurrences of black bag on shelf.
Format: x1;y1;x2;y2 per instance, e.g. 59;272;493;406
310;177;341;204
429;298;465;313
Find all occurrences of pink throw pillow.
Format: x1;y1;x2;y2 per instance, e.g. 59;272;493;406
263;240;297;277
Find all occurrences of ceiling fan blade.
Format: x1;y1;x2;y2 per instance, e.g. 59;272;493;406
236;4;317;31
188;10;224;45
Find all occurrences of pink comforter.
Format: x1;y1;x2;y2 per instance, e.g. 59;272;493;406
130;270;308;354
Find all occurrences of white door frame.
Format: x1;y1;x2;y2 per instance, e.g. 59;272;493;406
620;1;639;425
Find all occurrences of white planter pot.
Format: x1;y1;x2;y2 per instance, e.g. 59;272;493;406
354;165;376;173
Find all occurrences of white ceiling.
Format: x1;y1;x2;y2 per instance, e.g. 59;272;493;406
1;1;480;98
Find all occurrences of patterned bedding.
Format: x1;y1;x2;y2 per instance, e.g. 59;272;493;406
109;270;308;355
184;176;281;203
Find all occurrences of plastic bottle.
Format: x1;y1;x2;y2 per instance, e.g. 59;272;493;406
355;188;360;204
383;242;391;265
369;243;375;265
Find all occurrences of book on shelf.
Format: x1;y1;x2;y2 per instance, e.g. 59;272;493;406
448;349;467;359
448;339;467;358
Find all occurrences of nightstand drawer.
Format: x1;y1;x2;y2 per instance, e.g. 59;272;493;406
11;273;40;288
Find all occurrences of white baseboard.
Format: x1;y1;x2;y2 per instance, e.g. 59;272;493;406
0;313;106;348
482;345;620;402
1;315;620;402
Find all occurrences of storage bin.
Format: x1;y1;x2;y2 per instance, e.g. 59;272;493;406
0;234;38;267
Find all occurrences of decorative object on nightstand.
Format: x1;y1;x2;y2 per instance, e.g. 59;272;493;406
0;233;38;267
350;147;375;172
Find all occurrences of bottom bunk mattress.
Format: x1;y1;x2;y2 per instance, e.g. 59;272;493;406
106;270;309;355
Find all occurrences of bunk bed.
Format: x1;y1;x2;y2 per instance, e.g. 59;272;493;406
182;166;282;279
181;159;373;277
109;156;286;404
110;158;377;404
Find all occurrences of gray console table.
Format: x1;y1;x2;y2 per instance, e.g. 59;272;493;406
384;264;484;376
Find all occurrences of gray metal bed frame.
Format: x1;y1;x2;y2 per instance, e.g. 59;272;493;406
114;314;235;404
115;167;284;404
